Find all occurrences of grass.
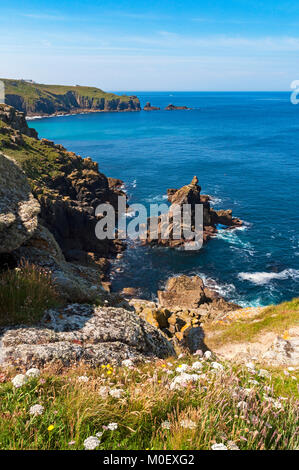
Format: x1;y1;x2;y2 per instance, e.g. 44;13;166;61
205;298;299;348
0;261;62;326
0;356;298;450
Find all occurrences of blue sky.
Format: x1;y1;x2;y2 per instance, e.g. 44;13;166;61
1;0;299;90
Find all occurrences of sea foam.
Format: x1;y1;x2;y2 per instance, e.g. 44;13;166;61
238;269;299;285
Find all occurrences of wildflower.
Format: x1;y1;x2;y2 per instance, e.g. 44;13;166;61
26;368;40;378
204;351;212;360
211;443;228;450
107;370;112;375
96;432;103;438
109;388;124;399
29;404;44;416
83;436;100;450
175;364;189;373
170;372;201;390
191;361;203;370
180;419;196;430
292;376;297;381
249;379;259;385
68;441;76;446
78;375;89;383
161;420;171;430
211;362;224;371
258;369;270;378
284;370;290;376
122;359;134;368
288;367;295;371
245;362;255;370
237;401;247;410
47;425;54;431
12;374;28;388
107;422;118;431
99;386;110;398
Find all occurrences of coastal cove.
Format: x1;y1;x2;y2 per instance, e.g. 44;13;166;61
31;91;299;307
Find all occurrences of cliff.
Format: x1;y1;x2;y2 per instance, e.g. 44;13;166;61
0;104;125;267
1;79;141;116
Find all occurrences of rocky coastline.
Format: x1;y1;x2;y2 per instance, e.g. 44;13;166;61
0;103;298;372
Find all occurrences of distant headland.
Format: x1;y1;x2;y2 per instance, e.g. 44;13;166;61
1;78;141;116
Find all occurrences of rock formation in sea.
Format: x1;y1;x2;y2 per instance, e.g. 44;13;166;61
165;104;191;110
2;79;141;116
143;102;160;111
144;176;242;249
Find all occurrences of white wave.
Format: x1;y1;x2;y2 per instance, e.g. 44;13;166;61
216;227;253;250
238;269;299;285
197;273;236;298
209;196;222;205
145;194;168;203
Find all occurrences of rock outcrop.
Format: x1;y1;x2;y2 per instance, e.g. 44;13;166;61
0;153;40;253
0;104;126;263
165;104;191;110
144;176;242;249
144;102;160;111
127;275;238;354
0;304;175;367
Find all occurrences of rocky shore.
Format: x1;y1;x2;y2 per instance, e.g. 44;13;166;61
0;103;298;372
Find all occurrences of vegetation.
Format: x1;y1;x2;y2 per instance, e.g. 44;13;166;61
0;261;62;326
0;356;297;450
205;298;299;348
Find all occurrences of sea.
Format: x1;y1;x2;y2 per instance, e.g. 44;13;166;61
30;91;299;307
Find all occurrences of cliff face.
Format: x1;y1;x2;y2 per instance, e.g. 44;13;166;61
0;104;125;263
2;79;141;116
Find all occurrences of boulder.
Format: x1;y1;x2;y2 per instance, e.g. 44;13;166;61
0;153;40;253
0;304;175;367
144;102;160;111
165;104;191;110
158;275;207;309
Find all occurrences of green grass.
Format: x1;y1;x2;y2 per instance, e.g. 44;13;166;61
0;261;63;326
0;357;297;450
205;298;299;348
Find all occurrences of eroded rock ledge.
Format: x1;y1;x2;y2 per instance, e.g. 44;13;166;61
0;304;175;368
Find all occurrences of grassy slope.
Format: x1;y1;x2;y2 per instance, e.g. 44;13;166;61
0;357;298;450
205;298;299;349
0;116;80;187
1;78;135;106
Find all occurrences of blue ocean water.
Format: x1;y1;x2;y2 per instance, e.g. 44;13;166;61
30;92;299;306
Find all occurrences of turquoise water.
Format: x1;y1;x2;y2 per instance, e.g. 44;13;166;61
30;92;299;306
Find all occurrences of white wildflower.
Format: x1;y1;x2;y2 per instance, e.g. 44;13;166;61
161;420;171;430
175;364;189;373
191;361;203;370
83;436;100;450
29;404;44;416
107;422;118;431
211;362;224;371
249;379;259;386
180;419;196;430
211;443;228;450
170;372;201;390
237;400;247;410
26;368;40;378
204;351;212;360
122;359;134;368
245;362;255;370
99;386;110;398
96;432;103;438
78;375;89;383
258;369;271;378
292;376;297;381
12;374;28;388
288;367;295;371
109;388;124;399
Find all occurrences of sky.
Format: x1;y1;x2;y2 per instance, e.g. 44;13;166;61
1;0;299;91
